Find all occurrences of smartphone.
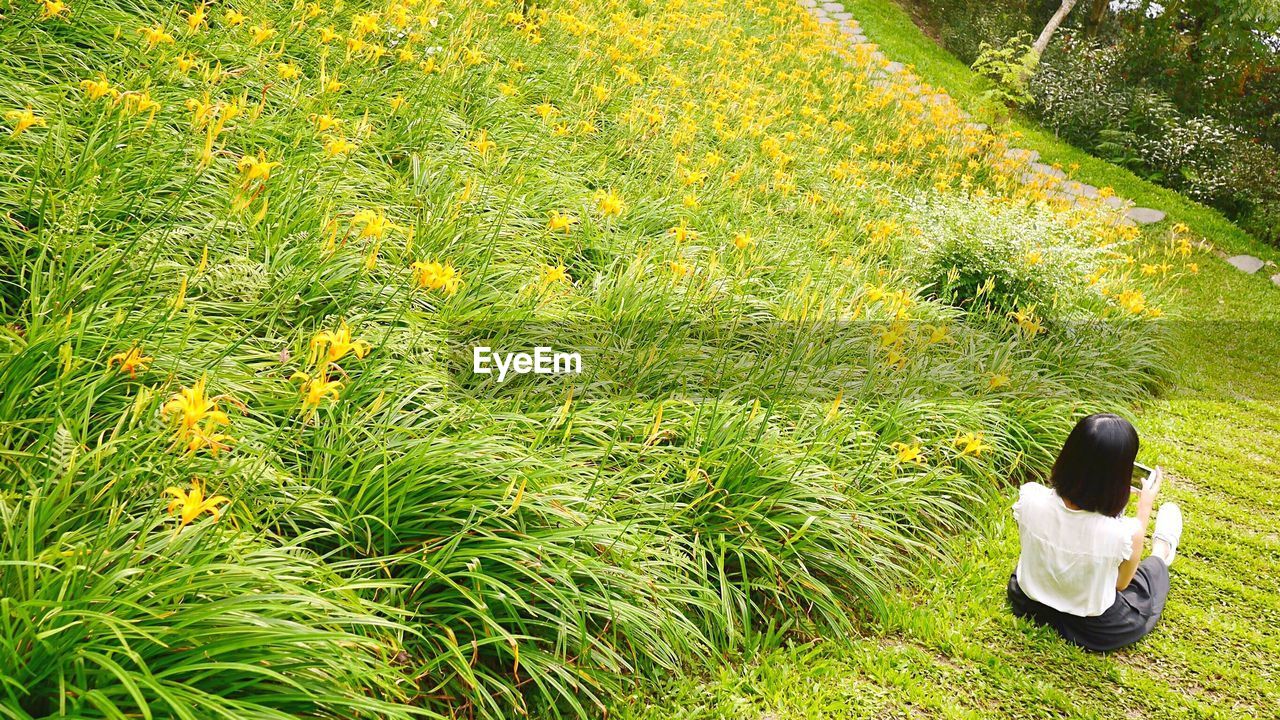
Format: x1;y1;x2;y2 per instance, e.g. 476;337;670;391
1131;462;1154;488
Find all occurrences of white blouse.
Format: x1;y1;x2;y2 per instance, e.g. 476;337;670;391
1012;482;1140;617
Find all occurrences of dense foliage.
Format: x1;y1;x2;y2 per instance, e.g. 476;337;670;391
906;0;1280;244
1;0;1189;717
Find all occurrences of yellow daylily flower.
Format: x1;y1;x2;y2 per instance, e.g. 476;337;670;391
79;74;118;101
236;150;281;185
925;324;951;345
40;0;69;20
352;208;394;239
1116;288;1147;315
891;441;923;464
1008;305;1043;337
5;107;45;136
291;371;344;415
311;113;342;133
181;2;208;33
162;378;233;454
595;188;624;216
139;24;175;50
309;321;371;367
324;135;356;156
107;347;152;378
165;479;229;528
350;13;379;36
669;219;697;243
248;23;276;45
471;130;497;156
411;260;461;295
548;211;576;233
955;432;988;457
540;263;569;288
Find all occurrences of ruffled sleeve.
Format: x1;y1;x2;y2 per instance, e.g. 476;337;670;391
1013;482;1046;523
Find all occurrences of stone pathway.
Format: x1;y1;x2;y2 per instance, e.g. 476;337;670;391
800;0;1278;286
1225;255;1280;288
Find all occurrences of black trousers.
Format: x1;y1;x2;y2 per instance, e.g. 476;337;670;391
1007;556;1170;652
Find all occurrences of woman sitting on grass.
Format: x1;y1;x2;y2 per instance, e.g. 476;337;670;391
1007;413;1183;652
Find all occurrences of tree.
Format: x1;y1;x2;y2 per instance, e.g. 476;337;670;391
1085;0;1110;35
1032;0;1081;56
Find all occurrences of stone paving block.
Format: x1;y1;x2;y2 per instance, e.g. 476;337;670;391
1030;162;1066;179
1101;195;1126;209
822;1;845;10
833;11;853;20
798;0;817;6
1125;207;1166;224
1227;255;1264;274
1003;148;1040;163
1061;181;1099;198
1272;273;1280;288
884;61;904;73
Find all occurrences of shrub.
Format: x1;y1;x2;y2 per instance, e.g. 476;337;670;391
905;193;1113;324
971;36;1039;115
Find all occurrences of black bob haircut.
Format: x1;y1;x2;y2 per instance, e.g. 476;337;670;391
1050;413;1138;518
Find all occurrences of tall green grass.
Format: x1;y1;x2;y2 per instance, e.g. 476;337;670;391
1;0;1183;716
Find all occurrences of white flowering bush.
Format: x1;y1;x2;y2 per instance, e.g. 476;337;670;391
905;193;1114;325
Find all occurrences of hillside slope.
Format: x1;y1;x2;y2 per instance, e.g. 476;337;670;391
0;0;1207;718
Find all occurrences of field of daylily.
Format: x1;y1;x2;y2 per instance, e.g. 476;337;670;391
0;0;1196;717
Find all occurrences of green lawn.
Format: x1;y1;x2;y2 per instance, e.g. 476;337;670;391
608;3;1280;718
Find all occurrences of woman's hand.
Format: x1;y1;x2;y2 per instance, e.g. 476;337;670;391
1138;466;1162;517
